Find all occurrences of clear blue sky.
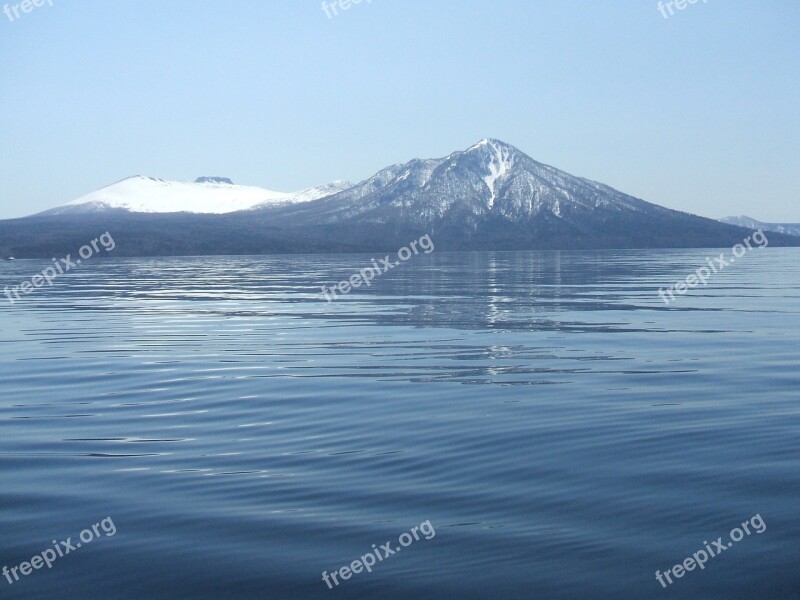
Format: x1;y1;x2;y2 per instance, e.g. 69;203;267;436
1;0;798;221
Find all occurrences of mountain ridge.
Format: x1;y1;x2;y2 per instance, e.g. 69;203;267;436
719;215;800;238
38;176;354;216
2;139;798;257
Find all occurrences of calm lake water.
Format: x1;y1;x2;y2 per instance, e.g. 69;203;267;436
1;249;798;599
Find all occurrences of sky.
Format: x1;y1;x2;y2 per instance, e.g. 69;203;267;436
0;0;798;221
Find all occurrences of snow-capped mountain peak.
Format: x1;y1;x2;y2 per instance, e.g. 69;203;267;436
277;138;670;227
41;176;354;215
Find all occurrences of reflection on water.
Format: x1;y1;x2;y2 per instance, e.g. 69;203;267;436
0;250;798;599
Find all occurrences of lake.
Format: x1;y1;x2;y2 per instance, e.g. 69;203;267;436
1;249;798;599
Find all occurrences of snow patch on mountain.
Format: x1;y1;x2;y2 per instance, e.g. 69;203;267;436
44;176;354;215
289;180;354;203
480;140;513;208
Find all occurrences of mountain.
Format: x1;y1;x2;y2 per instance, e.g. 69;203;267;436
266;138;679;228
1;139;798;257
250;138;798;250
39;176;354;215
719;216;800;237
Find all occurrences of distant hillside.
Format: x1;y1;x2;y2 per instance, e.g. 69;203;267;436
719;216;800;238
